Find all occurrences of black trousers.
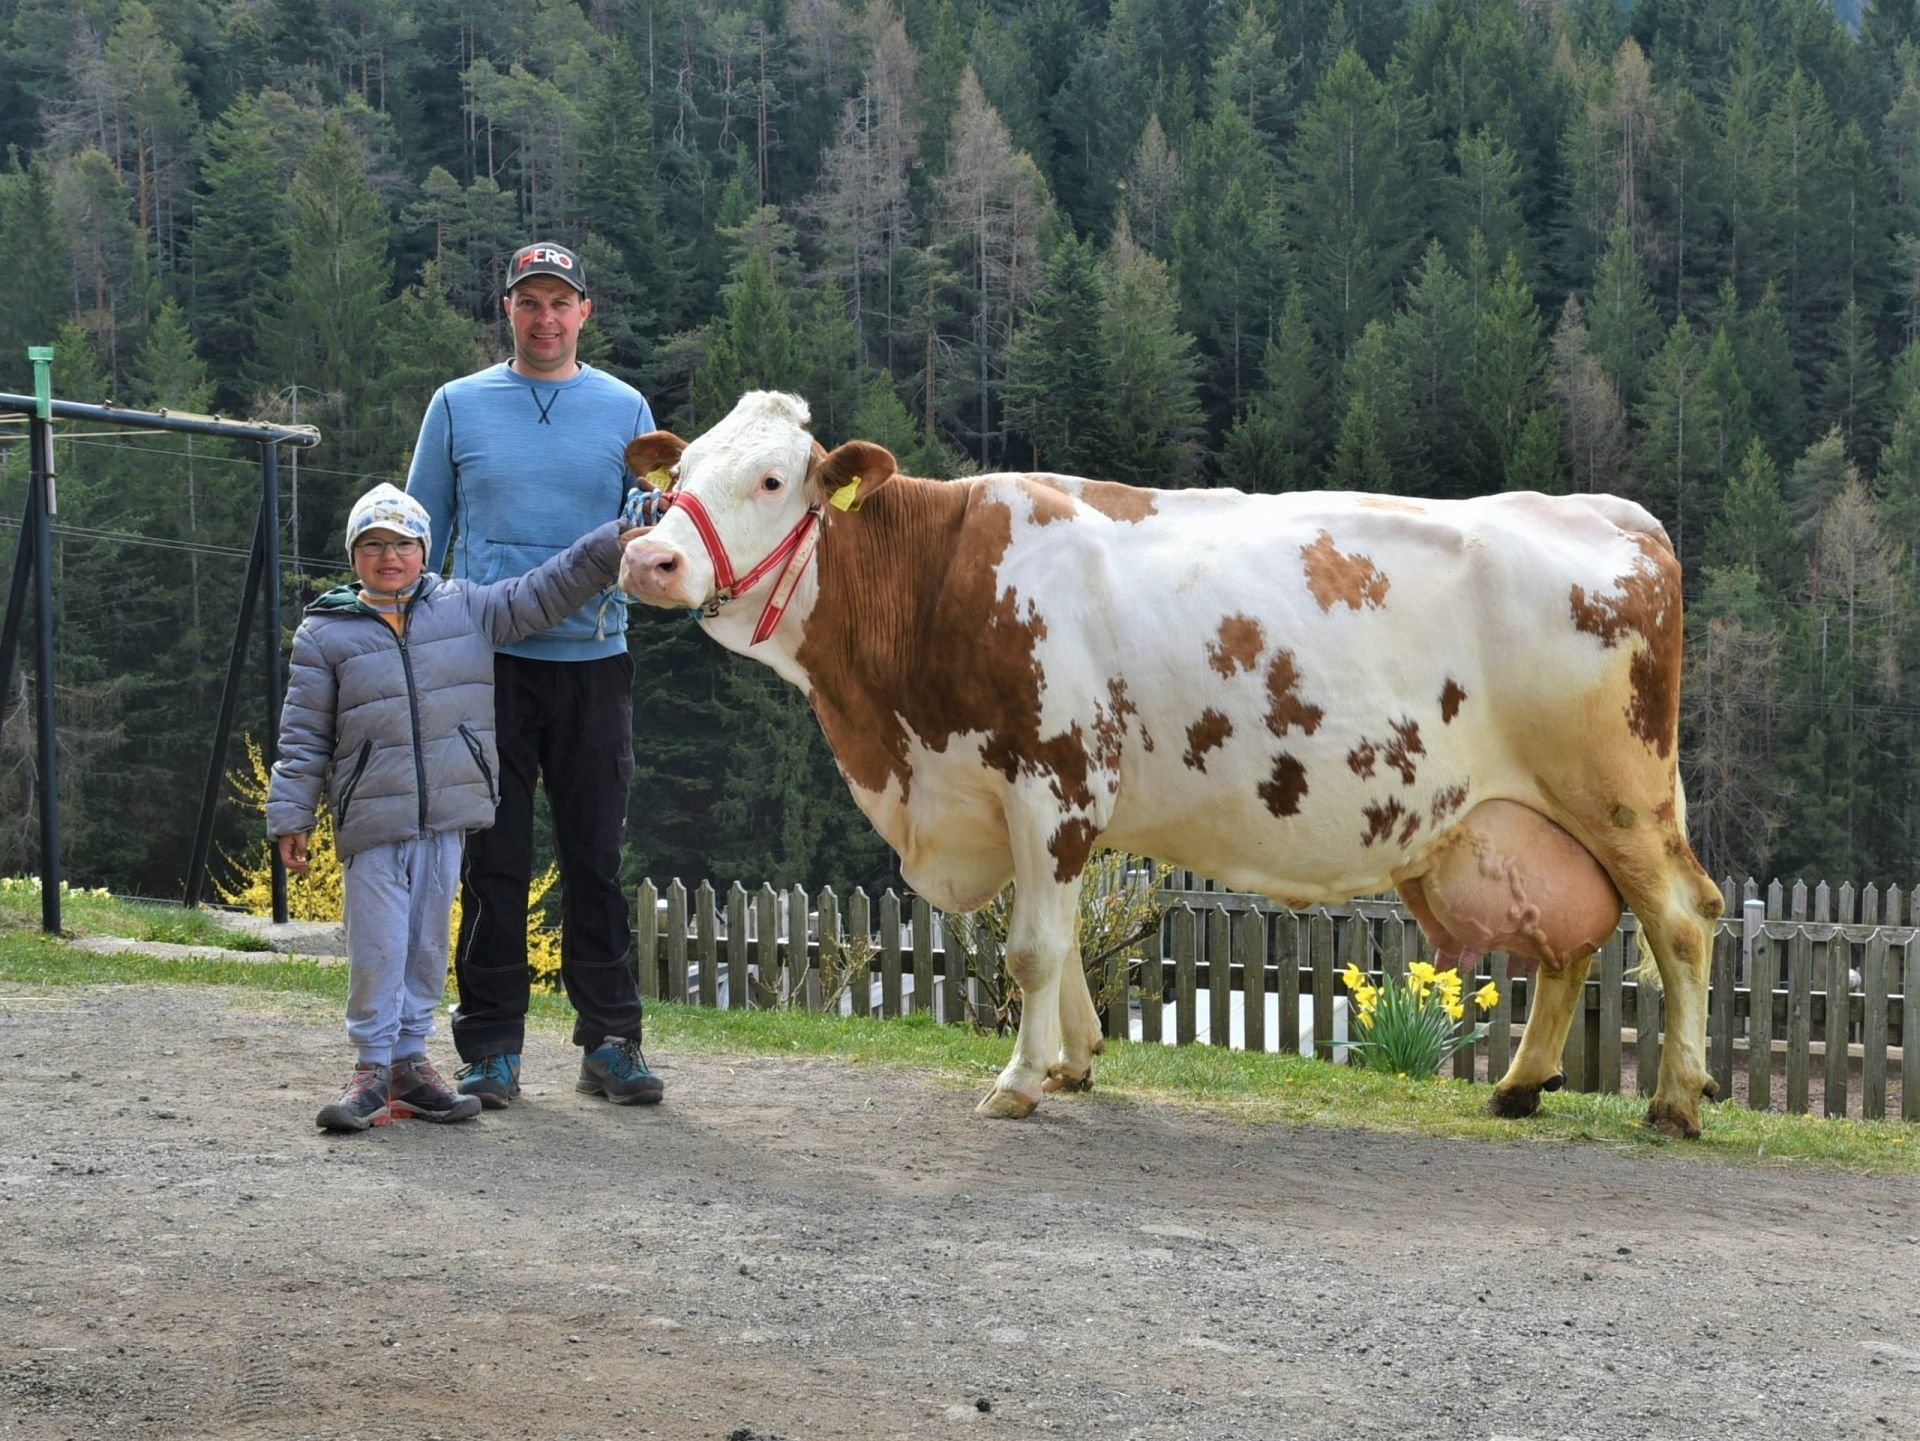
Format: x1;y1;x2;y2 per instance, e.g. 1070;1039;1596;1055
451;652;641;1058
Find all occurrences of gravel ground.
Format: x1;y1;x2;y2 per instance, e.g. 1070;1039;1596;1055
1;982;1916;1441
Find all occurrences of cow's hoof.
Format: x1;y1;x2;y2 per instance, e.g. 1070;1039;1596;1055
976;1086;1040;1119
1700;1076;1722;1102
1043;1065;1094;1094
1541;1071;1566;1093
1487;1084;1542;1120
1645;1099;1702;1139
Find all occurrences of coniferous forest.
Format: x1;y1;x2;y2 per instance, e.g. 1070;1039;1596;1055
1;0;1918;903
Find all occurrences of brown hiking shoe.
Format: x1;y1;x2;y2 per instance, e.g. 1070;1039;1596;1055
390;1055;482;1124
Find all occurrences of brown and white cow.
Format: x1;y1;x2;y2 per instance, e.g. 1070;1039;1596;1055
620;391;1725;1136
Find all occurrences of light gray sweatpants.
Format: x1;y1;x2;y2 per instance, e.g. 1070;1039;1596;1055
341;830;465;1066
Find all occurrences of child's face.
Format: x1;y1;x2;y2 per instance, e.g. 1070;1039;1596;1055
351;527;426;592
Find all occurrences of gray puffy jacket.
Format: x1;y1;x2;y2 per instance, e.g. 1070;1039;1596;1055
267;521;624;857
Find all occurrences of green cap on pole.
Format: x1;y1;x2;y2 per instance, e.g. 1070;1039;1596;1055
28;346;53;421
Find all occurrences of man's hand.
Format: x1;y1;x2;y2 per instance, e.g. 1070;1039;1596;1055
277;831;311;876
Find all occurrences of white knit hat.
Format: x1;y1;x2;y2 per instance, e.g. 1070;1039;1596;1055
345;482;431;557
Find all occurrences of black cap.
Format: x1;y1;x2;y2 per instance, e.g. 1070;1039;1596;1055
507;242;586;296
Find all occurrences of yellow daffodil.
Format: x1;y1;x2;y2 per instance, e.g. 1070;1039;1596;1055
1444;997;1465;1021
1474;981;1501;1011
1342;961;1367;993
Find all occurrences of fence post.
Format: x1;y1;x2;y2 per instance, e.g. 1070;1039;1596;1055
810;885;835;1013
1597;929;1624;1094
753;883;779;1008
849;887;872;1017
879;889;903;1017
695;880;719;1007
634;878;659;999
1207;905;1231;1047
1311;909;1336;1062
1823;930;1851;1118
1137;915;1164;1045
1486;953;1512;1080
1902;935;1919;1123
911;895;934;1017
1786;928;1813;1114
789;882;811;1009
1275;911;1301;1056
1172;904;1197;1046
1710;921;1737;1102
1861;930;1887;1121
665;879;689;1003
1236;910;1265;1054
1747;925;1775;1113
726;882;749;1010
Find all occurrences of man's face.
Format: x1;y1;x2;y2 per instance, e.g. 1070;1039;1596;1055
505;275;592;378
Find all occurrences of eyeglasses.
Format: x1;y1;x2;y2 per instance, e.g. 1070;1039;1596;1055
354;539;421;558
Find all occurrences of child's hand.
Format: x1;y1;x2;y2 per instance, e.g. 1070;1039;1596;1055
277;832;312;876
621;486;669;530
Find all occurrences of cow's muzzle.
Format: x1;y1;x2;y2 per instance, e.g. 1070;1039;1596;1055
618;537;703;609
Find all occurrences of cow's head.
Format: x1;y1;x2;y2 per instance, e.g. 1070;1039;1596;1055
619;391;899;626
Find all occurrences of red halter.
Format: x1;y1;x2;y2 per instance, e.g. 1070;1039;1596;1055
661;490;822;645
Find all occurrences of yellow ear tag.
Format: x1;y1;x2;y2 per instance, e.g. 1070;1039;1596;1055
646;467;675;491
829;477;863;513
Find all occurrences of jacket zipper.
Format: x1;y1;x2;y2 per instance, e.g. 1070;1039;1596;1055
458;724;498;806
396;605;429;834
337;739;375;827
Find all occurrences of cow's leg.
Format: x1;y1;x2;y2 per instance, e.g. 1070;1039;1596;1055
1629;874;1721;1137
1045;944;1104;1093
1569;819;1722;1137
978;875;1083;1119
1488;952;1590;1118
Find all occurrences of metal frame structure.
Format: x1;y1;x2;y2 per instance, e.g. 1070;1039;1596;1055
1;357;320;932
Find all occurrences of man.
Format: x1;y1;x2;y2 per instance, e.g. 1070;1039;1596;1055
406;240;663;1109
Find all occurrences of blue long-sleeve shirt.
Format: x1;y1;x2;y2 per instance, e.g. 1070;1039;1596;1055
405;362;655;661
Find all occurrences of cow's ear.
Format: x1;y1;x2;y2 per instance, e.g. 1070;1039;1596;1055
810;440;899;512
626;432;688;489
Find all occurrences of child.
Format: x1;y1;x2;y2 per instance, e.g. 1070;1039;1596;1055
268;482;638;1132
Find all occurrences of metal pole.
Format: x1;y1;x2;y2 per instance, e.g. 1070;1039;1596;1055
0;478;32;712
261;443;287;923
183;507;265;910
28;348;60;933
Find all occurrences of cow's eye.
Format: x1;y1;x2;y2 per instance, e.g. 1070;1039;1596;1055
760;474;782;492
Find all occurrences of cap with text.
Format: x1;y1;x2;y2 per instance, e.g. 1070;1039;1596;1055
507;241;586;296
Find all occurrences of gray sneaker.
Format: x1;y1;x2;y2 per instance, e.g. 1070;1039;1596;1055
577;1036;664;1105
317;1062;391;1132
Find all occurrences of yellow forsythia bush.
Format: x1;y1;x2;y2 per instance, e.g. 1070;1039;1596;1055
217;735;564;986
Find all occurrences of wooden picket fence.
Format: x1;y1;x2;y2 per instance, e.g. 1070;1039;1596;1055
632;875;1918;1123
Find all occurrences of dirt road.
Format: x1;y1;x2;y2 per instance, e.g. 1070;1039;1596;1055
2;983;1915;1440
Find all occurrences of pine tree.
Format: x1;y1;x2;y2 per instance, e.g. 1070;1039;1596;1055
1585;217;1662;403
1815;298;1887;464
1551;295;1632;497
1633;316;1714;565
1705;437;1803;600
1003;235;1108;475
1329;320;1416;493
1466;250;1550;491
0;161;71;393
1736;284;1809;464
1098;226;1204;487
1286;48;1414;360
1392;240;1475;497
